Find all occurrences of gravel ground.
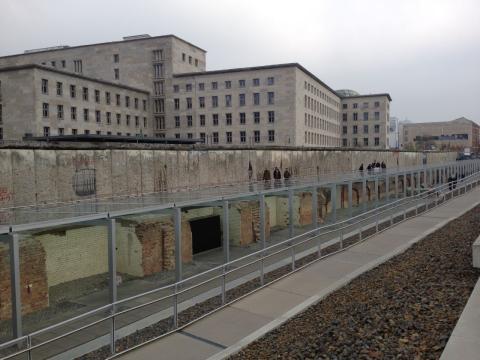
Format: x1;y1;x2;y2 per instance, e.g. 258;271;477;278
230;206;480;360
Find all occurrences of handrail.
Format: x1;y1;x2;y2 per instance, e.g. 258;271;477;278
0;165;478;359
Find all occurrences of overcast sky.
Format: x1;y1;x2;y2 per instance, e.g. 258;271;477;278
1;0;479;123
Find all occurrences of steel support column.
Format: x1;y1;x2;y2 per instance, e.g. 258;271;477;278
174;207;182;282
222;200;230;264
9;233;22;338
331;184;337;223
403;173;407;197
312;187;318;230
107;219;117;305
348;181;353;218
259;194;266;249
288;189;294;238
374;177;379;207
385;175;390;201
362;179;367;211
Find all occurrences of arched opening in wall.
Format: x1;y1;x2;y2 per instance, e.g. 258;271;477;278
190;215;222;255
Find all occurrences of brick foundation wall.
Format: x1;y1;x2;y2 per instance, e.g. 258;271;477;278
237;201;270;246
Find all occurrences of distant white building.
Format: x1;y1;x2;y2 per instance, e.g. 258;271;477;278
388;116;399;149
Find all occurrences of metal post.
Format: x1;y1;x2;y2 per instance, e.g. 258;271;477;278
9;233;22;338
331;184;337;223
288;189;294;238
222;200;230;264
374;177;379;207
362;179;367;210
259;194;266;249
173;283;178;328
403;173;407;198
348;181;353;218
174;207;182;282
394;175;399;198
312;187;318;231
221;266;226;305
385;175;390;201
107;218;117;354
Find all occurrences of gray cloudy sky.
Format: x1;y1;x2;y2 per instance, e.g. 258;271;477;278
1;0;479;123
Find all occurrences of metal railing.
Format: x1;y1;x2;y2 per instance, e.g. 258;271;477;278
1;166;479;359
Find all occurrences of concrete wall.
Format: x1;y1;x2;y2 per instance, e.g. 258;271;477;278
0;148;456;209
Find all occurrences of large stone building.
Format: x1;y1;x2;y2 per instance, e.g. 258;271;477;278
401;117;480;152
0;34;389;147
337;90;392;149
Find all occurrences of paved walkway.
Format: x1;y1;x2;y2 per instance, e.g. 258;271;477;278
117;187;480;360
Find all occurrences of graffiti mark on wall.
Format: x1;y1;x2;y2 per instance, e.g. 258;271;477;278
72;169;96;196
0;187;12;202
154;165;168;192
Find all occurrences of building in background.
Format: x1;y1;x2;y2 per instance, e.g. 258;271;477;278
388;116;400;149
401;117;479;152
0;34;388;147
338;90;392;149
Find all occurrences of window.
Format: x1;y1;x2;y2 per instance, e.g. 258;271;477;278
58;128;64;135
61;60;66;68
0;105;2;125
105;92;111;105
253;93;260;105
152;49;163;61
267;77;274;85
268;111;275;123
225;95;232;107
374;112;380;120
268;130;275;142
71;107;77;120
42;103;49;117
116;113;121;125
173;85;179;93
182;53;186;62
41;79;48;94
114;68;120;80
363;102;369;108
116;94;121;106
43;127;50;137
342;113;347;121
212;96;218;107
253;78;260;86
212;132;219;144
225;81;231;89
198;83;205;91
239;112;246;124
135;116;139;127
363;112;369;121
74;60;82;73
96;110;101;123
51;61;56;67
342;126;347;134
342;104;347;109
154;116;165;130
186;84;192;92
187;133;193;139
175;116;180;128
353;138;358;146
114;54;119;63
239;79;246;88
213;114;219;126
363;125;368;133
125;96;130;108
363;138;369;146
153;99;164;113
240;131;246;143
187;115;193;127
342;138;348;147
106;112;111;125
57;105;64;119
353;112;358;121
153;81;164;96
200;133;205;142
174;98;180;110
85;130;90;135
226;113;232;125
199;97;205;108
195;59;199;67
254;130;260;143
134;98;139;109
239;94;245;106
353;125;358;134
375;137;380;146
254;112;260;124
82;87;89;101
200;114;206;126
353;103;358;109
72;129;78;135
143;99;147;111
95;90;100;103
374;124;380;133
211;82;218;90
153;64;163;78
56;82;63;96
126;115;130;126
226;131;232;143
70;85;76;98
186;97;192;109
83;108;89;121
188;56;192;64
268;92;274;105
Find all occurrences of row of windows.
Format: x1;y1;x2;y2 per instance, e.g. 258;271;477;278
173;111;275;128
342;101;381;109
173;92;275;110
181;52;200;67
304;81;339;108
304;131;340;147
40;79;147;110
41;59;82;73
304;113;339;133
342;112;381;121
304;95;339;120
342;125;381;134
41;103;147;127
174;130;276;144
173;77;275;93
42;126;145;137
343;138;381;147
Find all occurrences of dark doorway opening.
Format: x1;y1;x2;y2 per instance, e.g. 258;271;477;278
190;215;222;254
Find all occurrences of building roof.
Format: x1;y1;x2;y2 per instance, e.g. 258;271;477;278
0;64;150;94
403;117;479;127
338;93;392;101
0;34;206;59
173;63;340;97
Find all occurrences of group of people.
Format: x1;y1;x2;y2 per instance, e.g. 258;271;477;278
358;161;387;174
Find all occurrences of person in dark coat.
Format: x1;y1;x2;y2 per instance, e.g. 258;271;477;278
359;163;364;172
273;167;282;187
283;168;291;186
381;161;386;171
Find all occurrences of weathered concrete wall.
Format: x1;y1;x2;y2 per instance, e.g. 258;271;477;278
0;148;456;208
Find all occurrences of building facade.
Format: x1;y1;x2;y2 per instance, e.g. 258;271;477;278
338;90;392;149
0;34;387;147
401;117;480;152
388;116;400;149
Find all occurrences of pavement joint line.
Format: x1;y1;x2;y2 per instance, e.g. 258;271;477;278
260;285;310;299
178;330;227;350
206;195;480;360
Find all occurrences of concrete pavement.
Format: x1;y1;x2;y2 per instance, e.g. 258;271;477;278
116;187;480;360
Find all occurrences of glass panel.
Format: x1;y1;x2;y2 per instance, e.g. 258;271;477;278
0;234;12;344
265;192;290;244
